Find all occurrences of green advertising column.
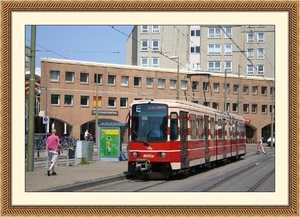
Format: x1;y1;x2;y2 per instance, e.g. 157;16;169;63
99;127;120;161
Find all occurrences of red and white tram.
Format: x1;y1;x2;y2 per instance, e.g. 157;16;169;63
127;99;247;179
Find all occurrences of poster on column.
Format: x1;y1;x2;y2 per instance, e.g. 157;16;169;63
99;127;120;160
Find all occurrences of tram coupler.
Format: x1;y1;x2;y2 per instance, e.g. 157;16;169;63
135;159;151;172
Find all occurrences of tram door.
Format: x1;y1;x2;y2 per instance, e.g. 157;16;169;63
204;115;210;164
179;111;189;169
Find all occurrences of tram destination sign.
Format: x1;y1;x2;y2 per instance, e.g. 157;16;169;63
91;110;118;116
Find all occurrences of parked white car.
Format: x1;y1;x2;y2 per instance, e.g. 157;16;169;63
267;136;275;146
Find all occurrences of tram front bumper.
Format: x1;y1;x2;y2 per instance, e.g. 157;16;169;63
135;159;151;172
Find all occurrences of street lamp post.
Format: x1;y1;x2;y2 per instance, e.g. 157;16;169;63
169;56;180;100
95;74;99;150
37;86;48;155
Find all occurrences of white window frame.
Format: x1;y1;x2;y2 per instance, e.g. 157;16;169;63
243;104;249;113
141;40;149;51
257;65;264;75
50;70;59;82
252;86;258;95
64;94;73;106
158;78;165;89
252;104;257;113
107;75;116;85
191;29;200;36
257;32;265;43
80;72;88;84
51;94;60;105
108;97;116;108
213;83;219;92
80;95;89;107
192;81;198;91
243;85;249;94
65;71;74;83
191;46;200;53
134;77;141;87
247;32;254;43
152;40;159;51
224;44;232;55
208;61;221;72
247;65;254;75
152;57;159;68
208;27;222;38
232;103;238;112
257;48;264;59
146;77;153;88
262;105;267;114
225;61;232;72
120;98;128;108
94;73;102;85
181;80;188;90
170;79;176;89
224;27;232;38
141;25;149;33
203;82;209;92
247;49;254;59
152;25;160;33
208;44;221;55
141;57;148;67
121;76;129;86
233;84;239;93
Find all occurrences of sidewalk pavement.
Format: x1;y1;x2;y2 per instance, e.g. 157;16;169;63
25;143;271;192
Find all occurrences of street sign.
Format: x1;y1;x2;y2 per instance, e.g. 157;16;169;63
43;116;49;124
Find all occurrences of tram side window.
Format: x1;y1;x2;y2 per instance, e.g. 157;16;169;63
170;112;178;140
232;121;236;139
227;120;230;139
198;115;204;139
218;119;223;139
210;117;215;139
190;114;197;139
239;123;245;138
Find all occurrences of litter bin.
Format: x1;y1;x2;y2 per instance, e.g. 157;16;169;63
68;147;76;159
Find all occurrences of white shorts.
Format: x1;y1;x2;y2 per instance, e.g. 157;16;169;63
49;151;58;163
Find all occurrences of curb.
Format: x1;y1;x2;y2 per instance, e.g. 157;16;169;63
43;173;131;192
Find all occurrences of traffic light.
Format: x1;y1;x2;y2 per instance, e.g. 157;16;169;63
25;80;40;95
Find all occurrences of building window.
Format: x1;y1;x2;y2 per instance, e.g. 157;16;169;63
51;94;60;105
224;27;232;38
247;65;254;75
120;98;128;108
152;25;160;33
50;70;59;82
93;96;102;107
257;32;265;43
243;85;249;94
108;75;116;85
232;103;238;112
134;77;141;87
141;25;149;33
191;46;200;53
65;71;74;83
257;48;264;59
80;72;88;83
94;73;102;84
121;76;129;86
233;84;239;93
252;104;257;113
247;32;254;43
191;29;200;36
170;79;176;89
225;103;230;112
213;83;219;92
192;81;198;91
181;80;188;90
152;57;159;68
158;78;165;88
243;104;249;113
261;86;267;95
223;84;230;93
224;44;232;55
152;40;159;51
146;77;153;88
262;104;267;114
203;82;209;92
208;61;221;72
270;86;275;96
141;40;149;51
270;104;275;114
80;96;89;106
204;102;210;107
141;58;148;67
108;97;116;107
213;102;219;109
257;65;264;75
225;61;232;72
208;27;222;38
247;49;254;59
208;44;221;55
252;86;258;95
64;95;73;106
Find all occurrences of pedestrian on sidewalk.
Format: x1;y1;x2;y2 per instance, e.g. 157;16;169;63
256;137;266;154
45;129;63;176
84;129;91;141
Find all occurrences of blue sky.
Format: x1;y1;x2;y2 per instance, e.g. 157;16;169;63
25;25;134;68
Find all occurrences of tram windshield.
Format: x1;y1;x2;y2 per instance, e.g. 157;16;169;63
131;103;168;142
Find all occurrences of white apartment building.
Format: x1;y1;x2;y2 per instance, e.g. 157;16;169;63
126;25;275;78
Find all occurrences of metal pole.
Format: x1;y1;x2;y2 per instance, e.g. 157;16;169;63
176;59;180;100
238;65;240;115
224;69;227;111
45;87;48;142
95;74;99;149
270;86;274;149
27;25;36;172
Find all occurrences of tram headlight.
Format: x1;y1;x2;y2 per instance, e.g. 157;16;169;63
132;151;139;157
157;152;167;158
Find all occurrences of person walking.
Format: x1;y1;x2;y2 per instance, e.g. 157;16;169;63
256;136;266;154
84;129;91;141
45;129;63;176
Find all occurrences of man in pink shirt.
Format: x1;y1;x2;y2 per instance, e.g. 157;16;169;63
45;129;63;176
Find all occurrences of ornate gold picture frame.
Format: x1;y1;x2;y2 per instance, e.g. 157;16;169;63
1;1;299;216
